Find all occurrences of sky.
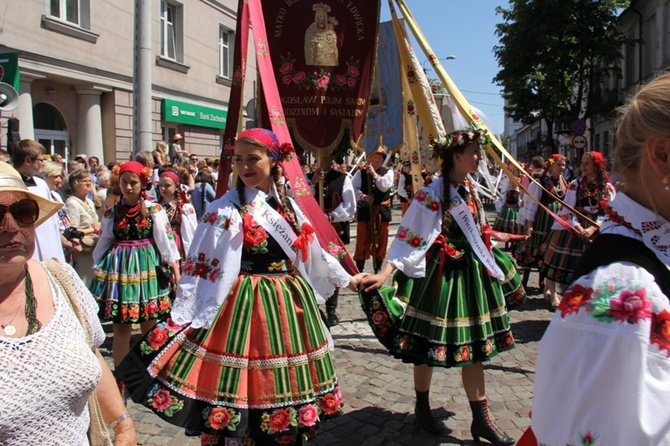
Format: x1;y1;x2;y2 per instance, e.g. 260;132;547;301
379;0;509;135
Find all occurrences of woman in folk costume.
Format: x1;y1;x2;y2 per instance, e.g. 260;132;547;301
539;151;615;308
118;129;365;446
90;161;181;371
515;154;568;289
518;68;670;446
359;128;525;445
157;168;197;261
492;163;522;249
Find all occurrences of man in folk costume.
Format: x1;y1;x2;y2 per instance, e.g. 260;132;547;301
397;160;414;216
309;153;356;326
352;145;394;274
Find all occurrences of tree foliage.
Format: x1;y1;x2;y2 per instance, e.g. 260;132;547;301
493;0;627;149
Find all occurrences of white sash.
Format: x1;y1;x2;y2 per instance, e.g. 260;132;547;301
448;184;505;280
246;196;300;264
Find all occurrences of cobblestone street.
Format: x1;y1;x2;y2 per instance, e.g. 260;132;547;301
103;203;554;445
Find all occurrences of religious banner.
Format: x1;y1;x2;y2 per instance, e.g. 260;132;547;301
259;0;381;154
360;21;403;155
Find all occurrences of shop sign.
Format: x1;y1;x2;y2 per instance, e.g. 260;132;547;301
0;53;20;91
162;99;227;129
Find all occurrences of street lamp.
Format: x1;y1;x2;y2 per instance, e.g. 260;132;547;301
422;55;456;72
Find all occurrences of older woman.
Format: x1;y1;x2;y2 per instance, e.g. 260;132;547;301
66;169;100;286
519;73;670;445
0;162;136;445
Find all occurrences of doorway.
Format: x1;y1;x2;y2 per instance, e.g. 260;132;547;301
33;103;70;160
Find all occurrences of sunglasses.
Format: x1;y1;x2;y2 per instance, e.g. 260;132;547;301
0;199;40;226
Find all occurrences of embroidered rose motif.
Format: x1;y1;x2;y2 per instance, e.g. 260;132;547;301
409;236;422;248
461;346;471;361
297;404;319;427
415;191;427;202
371;311;388;325
116;219;128;230
208;408;232;430
434;346;446;362
137;218;149;228
147;300;159;315
558;284;593;317
206;212;219;225
397;228;408;240
502;333;514;348
609;287;652;323
651;309;670;357
428;200;440;212
243;214;268;250
275;436;294;445
334;386;344;404
269;409;293;432
318;394;341;415
348;65;360;77
279;62;293;75
150;389;173;410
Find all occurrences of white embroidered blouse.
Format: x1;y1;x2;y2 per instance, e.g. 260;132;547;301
0;262;105;445
170;186;350;329
531;193;670;445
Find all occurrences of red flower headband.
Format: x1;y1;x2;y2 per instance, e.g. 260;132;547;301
114;161;152;185
586;151;606;170
237;128;295;162
160;170;181;185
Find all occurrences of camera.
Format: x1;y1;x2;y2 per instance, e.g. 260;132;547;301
63;226;85;241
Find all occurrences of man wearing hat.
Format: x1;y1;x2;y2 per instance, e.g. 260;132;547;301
10;139;65;261
397;160;414;217
171;133;190;163
309;153;356;325
352;145;394;274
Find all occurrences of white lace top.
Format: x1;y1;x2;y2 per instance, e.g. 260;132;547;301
0;262;105;446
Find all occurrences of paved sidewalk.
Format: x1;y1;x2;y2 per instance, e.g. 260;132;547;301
104;204;554;445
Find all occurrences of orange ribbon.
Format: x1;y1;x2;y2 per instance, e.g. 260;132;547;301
293;222;315;261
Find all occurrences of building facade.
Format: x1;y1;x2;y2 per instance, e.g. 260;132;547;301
0;0;255;164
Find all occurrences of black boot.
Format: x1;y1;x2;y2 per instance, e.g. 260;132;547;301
356;259;366;273
373;259;382;275
469;399;514;445
414;390;448;435
326;290;339;326
521;268;530;289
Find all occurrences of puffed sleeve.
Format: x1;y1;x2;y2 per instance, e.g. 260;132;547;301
375;168;394;192
150;203;181;264
170;196;244;328
92;208;116;265
386;181;443;277
551;179;579;230
180;203;198;255
523;180;543;223
329;175;356;223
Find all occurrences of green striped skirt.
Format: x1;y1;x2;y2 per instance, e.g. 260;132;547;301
492;204;520;234
359;241;524;369
515;201;559;268
90;239;171;323
118;270;342;445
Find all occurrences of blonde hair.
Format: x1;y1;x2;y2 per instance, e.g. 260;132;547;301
614;74;670;177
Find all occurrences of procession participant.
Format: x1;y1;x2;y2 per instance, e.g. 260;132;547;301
515;154;567;289
352;145;394;273
360;128;523;444
493;163;521;250
90;161;181;372
540;151;615;308
519;68;670;446
157;168;197;261
397;160;414;216
118;128;366;446
309;154;356;326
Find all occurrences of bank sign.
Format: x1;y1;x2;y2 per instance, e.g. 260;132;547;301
162;99;227;129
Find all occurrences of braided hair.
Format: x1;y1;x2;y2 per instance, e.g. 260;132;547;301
439;143;470;234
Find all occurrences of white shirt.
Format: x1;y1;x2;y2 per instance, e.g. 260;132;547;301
28;176;65;261
531;193;670;445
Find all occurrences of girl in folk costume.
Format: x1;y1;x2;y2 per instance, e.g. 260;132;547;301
492;163;522;249
359;128;525;445
540;151;615;307
515;154;568;289
90;161;181;370
118;129;365;446
157;168;197;261
518;68;670;446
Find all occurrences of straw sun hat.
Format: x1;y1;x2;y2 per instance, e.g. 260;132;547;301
0;161;62;227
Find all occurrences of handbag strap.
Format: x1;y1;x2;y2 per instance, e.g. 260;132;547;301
44;257;92;348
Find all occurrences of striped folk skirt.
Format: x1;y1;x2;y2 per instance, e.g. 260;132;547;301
493;204;520;234
515;201;559;268
90;239;171;323
539;228;587;285
118;271;342;446
359;240;524;369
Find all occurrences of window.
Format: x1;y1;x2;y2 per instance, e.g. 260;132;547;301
219;28;233;79
160;1;180;61
49;0;90;28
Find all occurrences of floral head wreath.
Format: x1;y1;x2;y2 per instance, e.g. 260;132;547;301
429;127;491;159
236;128;295;162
